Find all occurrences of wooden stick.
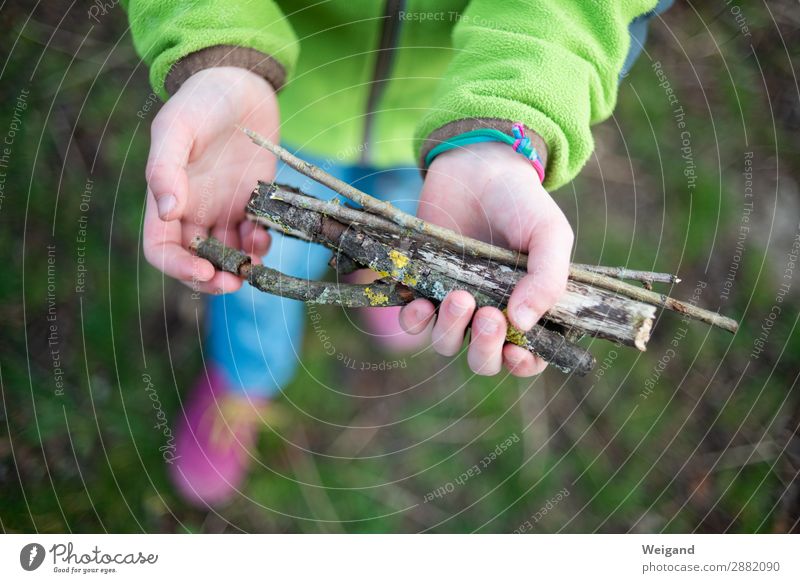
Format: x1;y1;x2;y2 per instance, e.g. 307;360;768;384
243;127;538;267
570;269;738;333
243;129;737;334
190;237;420;307
572;264;680;285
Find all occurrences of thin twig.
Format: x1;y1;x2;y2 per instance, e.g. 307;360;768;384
190;237;419;308
572;263;680;285
242;127;529;264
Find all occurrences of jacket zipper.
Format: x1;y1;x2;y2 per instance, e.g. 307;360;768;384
360;0;405;165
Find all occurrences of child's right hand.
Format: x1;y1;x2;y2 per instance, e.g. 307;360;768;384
143;67;278;294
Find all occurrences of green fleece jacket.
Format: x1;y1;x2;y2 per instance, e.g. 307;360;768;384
123;0;657;190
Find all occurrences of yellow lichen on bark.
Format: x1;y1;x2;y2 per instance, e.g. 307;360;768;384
388;250;410;270
386;249;417;285
364;286;390;306
502;309;529;347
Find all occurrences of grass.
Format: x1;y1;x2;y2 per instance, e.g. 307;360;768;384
1;2;799;533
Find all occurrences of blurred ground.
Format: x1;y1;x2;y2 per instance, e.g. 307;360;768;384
1;2;799;533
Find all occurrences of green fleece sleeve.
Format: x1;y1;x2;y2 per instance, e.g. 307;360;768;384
123;0;298;99
415;0;658;190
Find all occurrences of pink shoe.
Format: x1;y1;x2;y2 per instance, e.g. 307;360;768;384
168;366;268;507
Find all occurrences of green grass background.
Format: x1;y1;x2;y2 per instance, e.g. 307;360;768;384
1;2;799;533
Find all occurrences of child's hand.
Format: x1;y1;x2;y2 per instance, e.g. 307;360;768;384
143;67;278;294
399;142;573;377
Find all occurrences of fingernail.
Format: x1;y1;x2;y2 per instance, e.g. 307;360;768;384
476;317;499;335
448;296;469;317
157;194;177;219
513;304;538;330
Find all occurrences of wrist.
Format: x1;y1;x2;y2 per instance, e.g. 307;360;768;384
420;119;548;178
429;141;543;186
182;66;276;93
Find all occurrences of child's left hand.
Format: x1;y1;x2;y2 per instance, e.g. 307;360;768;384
399;141;574;377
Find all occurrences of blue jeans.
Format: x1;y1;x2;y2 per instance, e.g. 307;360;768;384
206;155;422;397
206;0;672;398
622;0;674;78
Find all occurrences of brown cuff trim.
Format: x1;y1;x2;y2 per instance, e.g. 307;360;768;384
165;45;287;96
419;118;549;171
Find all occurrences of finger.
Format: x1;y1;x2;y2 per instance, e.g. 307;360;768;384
189;270;243;295
239;221;271;257
178;225;245;296
431;290;475;356
502;344;548;377
188;224;243;295
210;223;241;249
143;191;215;283
146;111;193;221
507;214;573;331
182;225;259;296
399;299;436;335
467;307;507;376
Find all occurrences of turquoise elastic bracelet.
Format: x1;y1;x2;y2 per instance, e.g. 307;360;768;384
424;123;545;183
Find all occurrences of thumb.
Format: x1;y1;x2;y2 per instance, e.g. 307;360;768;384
145;113;192;221
507;212;573;331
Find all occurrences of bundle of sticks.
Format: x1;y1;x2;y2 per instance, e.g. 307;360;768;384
190;128;738;376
